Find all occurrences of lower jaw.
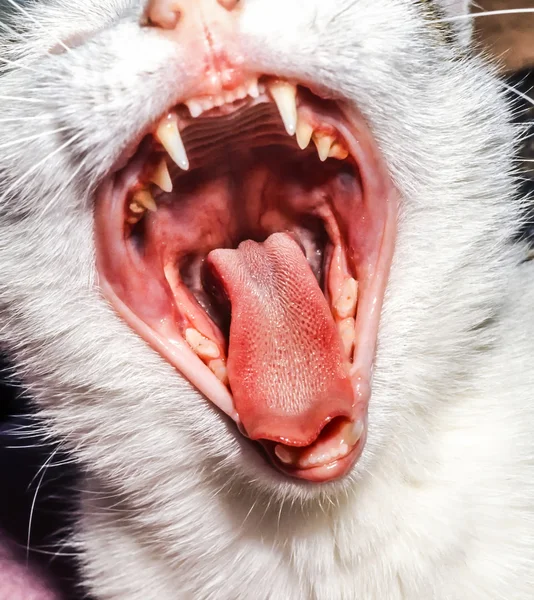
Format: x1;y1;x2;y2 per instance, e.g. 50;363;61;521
94;82;398;484
263;429;367;483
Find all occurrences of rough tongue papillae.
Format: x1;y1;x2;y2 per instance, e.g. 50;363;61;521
207;232;355;444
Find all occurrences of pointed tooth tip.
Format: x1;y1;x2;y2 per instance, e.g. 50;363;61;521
296;121;314;150
156;118;190;171
269;81;298;137
314;134;335;162
345;420;364;446
274;445;295;465
151;158;173;193
133;190;157;212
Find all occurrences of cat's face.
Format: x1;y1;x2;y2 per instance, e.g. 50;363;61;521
0;0;516;503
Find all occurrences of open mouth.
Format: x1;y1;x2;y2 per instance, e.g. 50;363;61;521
95;76;397;484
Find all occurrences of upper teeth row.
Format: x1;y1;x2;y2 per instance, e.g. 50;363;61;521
127;80;351;222
153;80;349;173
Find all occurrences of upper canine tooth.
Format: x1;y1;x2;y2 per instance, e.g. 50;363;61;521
335;277;358;319
296;119;314;150
132;189;157;212
150;158;173;193
269;81;298;136
155;116;189;171
313;133;335;162
185;328;221;360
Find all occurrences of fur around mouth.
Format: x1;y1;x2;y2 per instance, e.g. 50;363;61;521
94;75;398;483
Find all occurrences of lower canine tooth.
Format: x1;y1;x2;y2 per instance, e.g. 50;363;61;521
132;190;157;212
269;81;298;136
150;158;173;193
275;445;296;465
185;328;220;360
344;420;364;446
313;133;335;162
296;120;314;150
155;116;190;171
335;278;358;319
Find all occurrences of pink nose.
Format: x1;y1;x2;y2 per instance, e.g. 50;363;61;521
143;0;239;30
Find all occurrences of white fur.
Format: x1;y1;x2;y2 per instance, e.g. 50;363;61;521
0;0;533;598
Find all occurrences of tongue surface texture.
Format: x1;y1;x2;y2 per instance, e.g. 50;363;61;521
207;232;354;445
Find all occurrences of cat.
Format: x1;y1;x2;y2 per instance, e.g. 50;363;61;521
0;0;533;598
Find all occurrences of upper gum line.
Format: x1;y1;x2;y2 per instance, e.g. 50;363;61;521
125;79;351;222
143;78;350;179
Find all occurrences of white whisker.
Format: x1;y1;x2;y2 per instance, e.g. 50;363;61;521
434;8;534;24
0;126;70;151
501;81;534;109
0;130;84;208
0;56;39;74
0;116;50;123
26;445;61;563
2;0;70;53
0;18;25;40
39;147;87;216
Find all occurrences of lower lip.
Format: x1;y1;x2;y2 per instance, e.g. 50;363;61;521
268;434;366;483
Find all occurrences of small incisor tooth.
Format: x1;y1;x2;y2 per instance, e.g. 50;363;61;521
209;358;228;385
185;328;220;360
334;277;358;319
338;317;356;357
155;116;189;171
269;81;298;136
296;119;314;150
150;158;173;193
313;133;335;162
132;189;157;212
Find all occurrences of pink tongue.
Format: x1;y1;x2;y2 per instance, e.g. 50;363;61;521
207;232;355;444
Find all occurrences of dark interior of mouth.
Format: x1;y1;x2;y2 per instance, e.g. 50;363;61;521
95;88;394;477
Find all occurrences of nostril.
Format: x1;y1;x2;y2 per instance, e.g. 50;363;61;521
217;0;240;10
142;0;182;30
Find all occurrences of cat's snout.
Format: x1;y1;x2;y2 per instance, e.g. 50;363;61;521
143;0;239;32
141;0;245;92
